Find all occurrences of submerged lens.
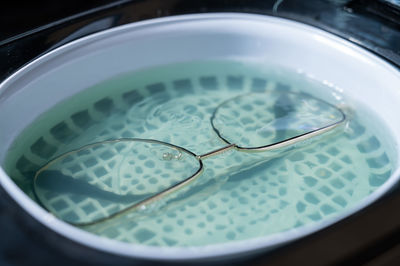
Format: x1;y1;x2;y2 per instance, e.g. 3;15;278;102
34;139;201;225
211;92;344;149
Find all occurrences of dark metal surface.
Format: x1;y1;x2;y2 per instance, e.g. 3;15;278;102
0;0;400;265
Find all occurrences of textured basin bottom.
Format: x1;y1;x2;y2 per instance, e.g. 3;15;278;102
4;60;394;247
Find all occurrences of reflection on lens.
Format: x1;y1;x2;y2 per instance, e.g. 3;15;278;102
34;139;201;225
211;92;344;149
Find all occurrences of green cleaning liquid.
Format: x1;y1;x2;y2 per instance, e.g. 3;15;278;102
3;60;395;247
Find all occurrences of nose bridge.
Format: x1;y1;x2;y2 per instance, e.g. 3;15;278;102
197;144;237;160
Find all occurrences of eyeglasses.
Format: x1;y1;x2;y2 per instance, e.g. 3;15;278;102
33;91;346;226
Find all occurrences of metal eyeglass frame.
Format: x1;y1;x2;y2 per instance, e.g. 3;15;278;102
33;92;347;227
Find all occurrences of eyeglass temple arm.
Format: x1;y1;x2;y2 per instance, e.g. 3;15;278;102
239;111;347;152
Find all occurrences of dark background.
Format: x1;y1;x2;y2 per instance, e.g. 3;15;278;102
0;0;399;265
0;0;114;41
